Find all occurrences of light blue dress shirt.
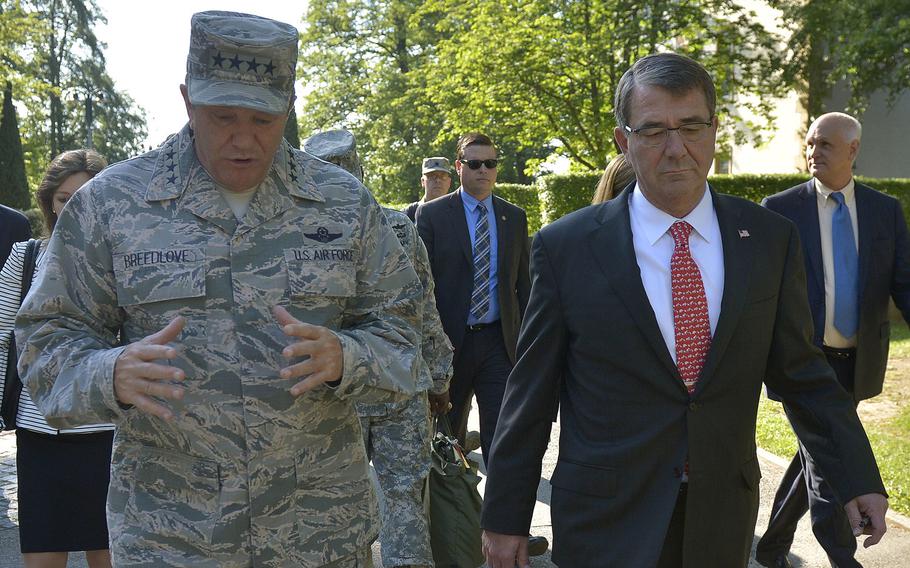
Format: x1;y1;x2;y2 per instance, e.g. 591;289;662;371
461;189;500;325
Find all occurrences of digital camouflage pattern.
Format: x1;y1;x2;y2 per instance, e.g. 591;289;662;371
186;11;297;115
300;131;453;399
302;130;452;567
356;208;453;568
15;123;422;567
360;393;433;567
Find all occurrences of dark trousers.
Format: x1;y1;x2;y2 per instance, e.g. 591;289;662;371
756;349;860;567
446;322;512;467
656;484;687;568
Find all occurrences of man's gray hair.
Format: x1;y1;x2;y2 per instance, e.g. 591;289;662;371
810;112;863;143
614;52;717;128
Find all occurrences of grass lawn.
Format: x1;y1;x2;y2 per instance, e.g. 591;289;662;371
755;324;910;516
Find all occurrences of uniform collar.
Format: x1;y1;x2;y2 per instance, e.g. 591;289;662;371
145;124;326;204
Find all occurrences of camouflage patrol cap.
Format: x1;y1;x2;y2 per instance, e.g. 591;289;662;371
303;129;363;182
186;11;298;115
422;157;451;175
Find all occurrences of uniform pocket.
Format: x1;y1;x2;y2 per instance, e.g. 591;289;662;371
293;442;377;564
113;246;205;306
124;446;221;544
285;246;358;298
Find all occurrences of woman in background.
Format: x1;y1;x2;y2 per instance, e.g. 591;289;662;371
0;149;113;568
592;153;636;204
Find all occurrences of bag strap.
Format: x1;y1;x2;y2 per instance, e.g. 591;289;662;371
19;239;40;301
436;413;458;439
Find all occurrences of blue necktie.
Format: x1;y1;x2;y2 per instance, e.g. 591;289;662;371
470;203;491;320
831;191;858;337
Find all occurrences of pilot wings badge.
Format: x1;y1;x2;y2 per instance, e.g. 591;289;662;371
304;226;343;243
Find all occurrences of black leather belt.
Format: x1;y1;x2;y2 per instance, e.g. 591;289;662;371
466;320;499;332
823;345;856;359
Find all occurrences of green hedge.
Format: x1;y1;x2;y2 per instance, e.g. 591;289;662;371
538;173;601;226
538;173;910;227
494;183;543;235
386;175;910;237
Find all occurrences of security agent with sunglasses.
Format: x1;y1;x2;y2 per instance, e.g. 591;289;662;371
16;11;423;567
415;132;531;467
481;52;887;568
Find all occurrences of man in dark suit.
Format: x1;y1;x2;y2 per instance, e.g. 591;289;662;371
481;53;889;568
0;204;31;269
415;132;531;464
755;112;910;568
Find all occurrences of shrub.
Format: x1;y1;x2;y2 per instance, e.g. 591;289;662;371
537;173;601;225
537;172;910;225
494;183;542;235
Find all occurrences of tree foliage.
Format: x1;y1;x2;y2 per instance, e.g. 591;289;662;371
299;0;456;203
0;82;31;209
1;0;147;188
771;0;910;121
300;0;788;200
420;0;786;172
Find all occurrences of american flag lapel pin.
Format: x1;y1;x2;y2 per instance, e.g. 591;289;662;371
738;229;750;238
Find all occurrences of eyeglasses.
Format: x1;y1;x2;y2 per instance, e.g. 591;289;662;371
458;159;499;170
623;120;714;148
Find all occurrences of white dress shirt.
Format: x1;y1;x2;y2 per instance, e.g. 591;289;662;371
815;178;859;348
629;185;725;363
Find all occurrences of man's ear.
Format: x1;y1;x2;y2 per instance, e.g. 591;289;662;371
615;126;629;154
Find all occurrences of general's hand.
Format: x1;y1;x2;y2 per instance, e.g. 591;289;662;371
845;493;888;547
483;530;529;568
428;390;451;416
274;306;343;396
113;316;186;421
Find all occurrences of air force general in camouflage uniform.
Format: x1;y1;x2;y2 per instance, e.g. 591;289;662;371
303;130;454;568
16;12;422;568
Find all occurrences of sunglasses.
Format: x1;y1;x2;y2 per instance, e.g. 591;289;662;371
458;158;499;170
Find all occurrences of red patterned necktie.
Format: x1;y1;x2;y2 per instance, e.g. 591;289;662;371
669;221;712;394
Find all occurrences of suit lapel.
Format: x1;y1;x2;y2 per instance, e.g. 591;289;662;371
855;182;873;299
797;181;825;297
695;192;755;396
588;191;680;380
448;190;473;266
493;195;510;281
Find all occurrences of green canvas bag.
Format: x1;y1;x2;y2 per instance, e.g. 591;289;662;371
428;416;485;568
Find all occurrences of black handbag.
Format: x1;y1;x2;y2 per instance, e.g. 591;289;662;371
428;415;485;568
2;239;41;431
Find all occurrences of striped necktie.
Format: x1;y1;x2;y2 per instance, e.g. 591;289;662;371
470;202;491;320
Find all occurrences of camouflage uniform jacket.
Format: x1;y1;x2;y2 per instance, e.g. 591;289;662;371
16;125;422;566
356;208;453;417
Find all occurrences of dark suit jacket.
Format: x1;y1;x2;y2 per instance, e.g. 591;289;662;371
0;204;31;270
416;189;531;362
763;180;910;401
480;188;885;567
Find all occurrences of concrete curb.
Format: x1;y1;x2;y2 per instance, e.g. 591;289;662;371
757;447;910;531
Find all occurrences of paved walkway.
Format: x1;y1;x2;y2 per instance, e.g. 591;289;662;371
0;414;908;567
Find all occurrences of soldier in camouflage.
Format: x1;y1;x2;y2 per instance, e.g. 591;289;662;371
15;11;423;568
303;130;454;568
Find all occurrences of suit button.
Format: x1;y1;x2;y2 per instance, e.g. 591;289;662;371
689;402;698;411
